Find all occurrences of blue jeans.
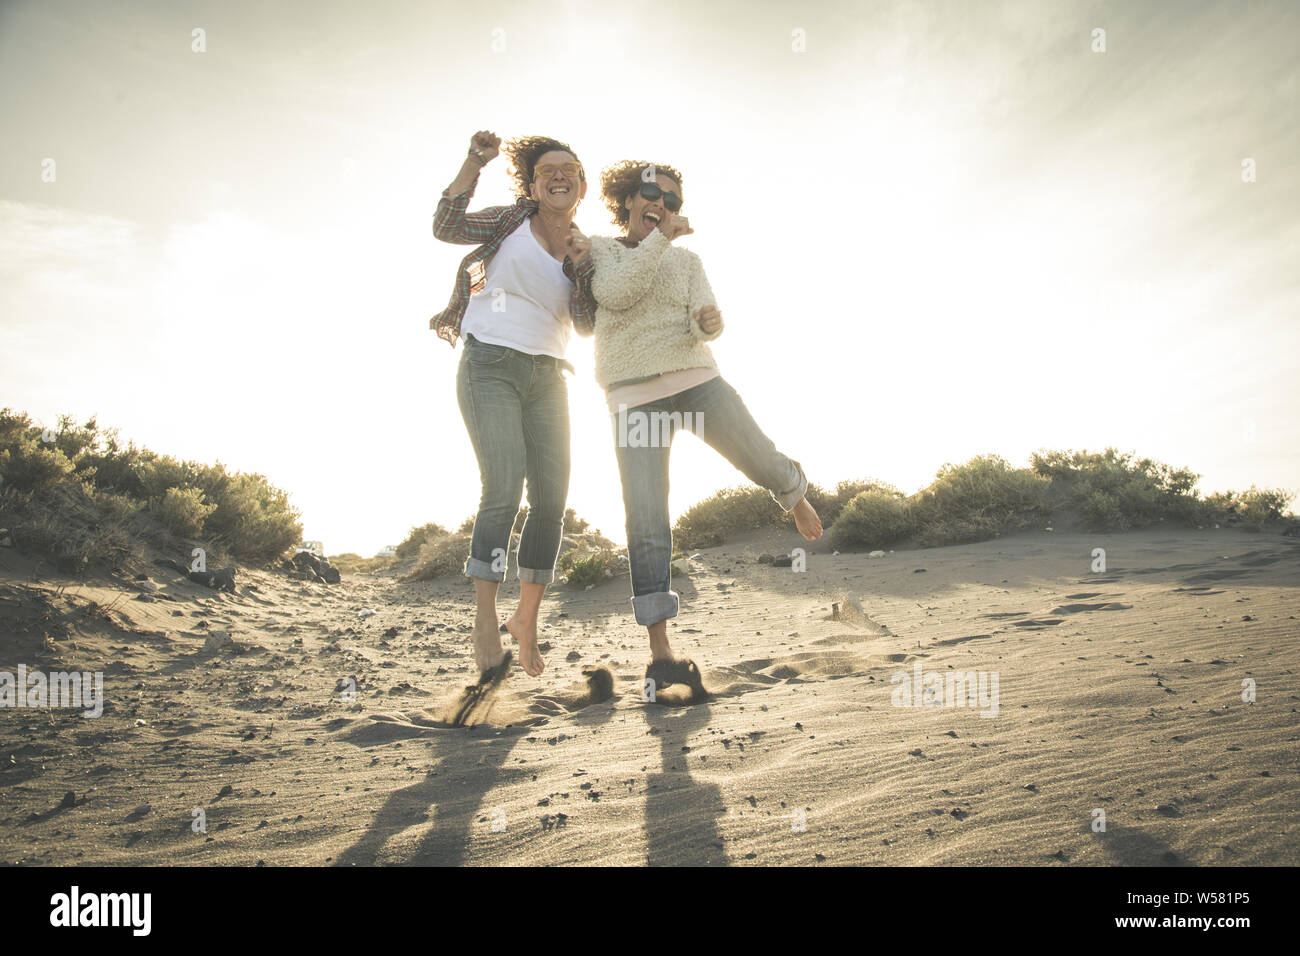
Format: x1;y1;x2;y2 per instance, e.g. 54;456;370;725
457;335;572;584
611;376;808;626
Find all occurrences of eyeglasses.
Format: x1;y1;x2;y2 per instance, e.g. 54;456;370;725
534;162;582;180
639;181;682;212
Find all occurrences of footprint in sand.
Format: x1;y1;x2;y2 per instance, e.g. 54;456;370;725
1186;569;1252;582
1049;602;1133;614
331;653;519;735
1235;550;1286;567
703;648;891;700
526;666;616;717
386;661;620;729
931;633;995;647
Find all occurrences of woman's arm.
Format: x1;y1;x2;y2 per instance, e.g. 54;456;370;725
448;130;497;195
686;254;723;342
432;130;509;244
562;225;596;336
590;229;673;310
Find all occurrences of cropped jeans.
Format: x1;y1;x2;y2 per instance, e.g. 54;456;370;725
612;375;808;626
456;334;572;584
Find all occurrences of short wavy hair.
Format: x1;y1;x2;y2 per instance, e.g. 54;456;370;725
502;136;584;199
599;160;684;228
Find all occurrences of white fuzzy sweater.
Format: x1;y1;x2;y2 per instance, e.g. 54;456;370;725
588;229;723;390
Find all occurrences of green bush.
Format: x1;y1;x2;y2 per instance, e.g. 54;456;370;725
556;532;622;588
201;470;302;562
671;464;1051;551
403;532;472;581
828;487;912;551
562;507;589;534
669;478;902;549
73;432;150;498
138;455;205;502
395;522;450;560
1204;486;1294;531
152;486;216;538
807;479;891;527
674;486;783;549
912;515;1006;548
96;488;145;525
330;552;395;574
0;434;76;491
561;550;616;588
1031;447;1201;532
908;455;1052;544
414;510;609;582
665;448;1295;552
0;407;302;569
1080;490;1122;531
1236;487;1292;529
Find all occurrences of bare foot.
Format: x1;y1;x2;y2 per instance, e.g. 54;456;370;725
647;621;674;662
473;610;506;673
792;497;823;541
505;612;545;677
645;656;709;705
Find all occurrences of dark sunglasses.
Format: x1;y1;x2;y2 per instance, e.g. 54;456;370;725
639;181;682;212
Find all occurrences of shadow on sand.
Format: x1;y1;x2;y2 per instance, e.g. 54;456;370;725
333;691;616;866
643;701;729;866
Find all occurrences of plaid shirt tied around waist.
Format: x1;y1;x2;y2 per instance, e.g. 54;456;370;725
429;174;596;346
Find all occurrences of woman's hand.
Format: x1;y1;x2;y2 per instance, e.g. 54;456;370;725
445;130;500;198
469;130;501;164
566;224;591;264
658;213;693;241
693;305;722;335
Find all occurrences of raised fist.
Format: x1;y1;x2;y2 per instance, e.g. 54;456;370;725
469;130;501;163
658;213;693;241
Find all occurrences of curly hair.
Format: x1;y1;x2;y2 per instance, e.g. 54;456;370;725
502;135;584;199
599;160;684;228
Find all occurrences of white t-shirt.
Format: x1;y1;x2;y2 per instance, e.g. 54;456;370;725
460;218;572;358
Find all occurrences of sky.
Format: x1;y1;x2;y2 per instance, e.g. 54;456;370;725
2;0;1297;557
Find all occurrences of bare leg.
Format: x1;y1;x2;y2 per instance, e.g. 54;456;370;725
472;578;506;673
506;581;546;677
647;620;673;662
792;497;823;541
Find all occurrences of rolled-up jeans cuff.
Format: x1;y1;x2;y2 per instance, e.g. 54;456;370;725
632;590;679;627
517;566;555;585
775;461;809;512
464;556;504;583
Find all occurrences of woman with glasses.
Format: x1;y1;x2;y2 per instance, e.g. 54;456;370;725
571;160;823;700
430;130;595;680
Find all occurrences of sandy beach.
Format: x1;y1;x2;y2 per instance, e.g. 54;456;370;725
1;524;1296;866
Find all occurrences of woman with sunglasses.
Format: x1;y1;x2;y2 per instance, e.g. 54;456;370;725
430;130;594;680
572;161;823;698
